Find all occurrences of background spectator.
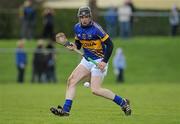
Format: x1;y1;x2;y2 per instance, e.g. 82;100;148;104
15;40;27;83
113;48;126;83
20;0;36;40
104;6;118;38
31;40;46;83
126;0;136;30
42;8;55;41
118;1;132;39
45;42;57;83
169;4;179;36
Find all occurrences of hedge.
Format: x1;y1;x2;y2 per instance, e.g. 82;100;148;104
0;9;179;39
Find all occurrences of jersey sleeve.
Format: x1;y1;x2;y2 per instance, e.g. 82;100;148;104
75;40;81;50
94;23;109;42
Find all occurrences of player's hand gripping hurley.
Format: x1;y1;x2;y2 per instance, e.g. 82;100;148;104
56;32;98;66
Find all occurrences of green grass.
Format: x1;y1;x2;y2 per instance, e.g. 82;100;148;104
0;37;180;83
0;37;180;124
0;83;180;124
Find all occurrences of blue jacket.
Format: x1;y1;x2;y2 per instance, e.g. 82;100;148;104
104;8;117;25
16;48;27;68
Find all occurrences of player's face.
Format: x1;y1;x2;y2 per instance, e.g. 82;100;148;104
79;16;91;26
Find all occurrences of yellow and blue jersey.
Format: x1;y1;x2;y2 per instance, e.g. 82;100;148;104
74;21;109;60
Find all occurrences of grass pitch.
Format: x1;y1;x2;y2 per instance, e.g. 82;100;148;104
0;37;180;124
0;83;180;124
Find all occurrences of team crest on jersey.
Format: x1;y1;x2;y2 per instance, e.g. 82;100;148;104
88;34;92;39
82;34;86;39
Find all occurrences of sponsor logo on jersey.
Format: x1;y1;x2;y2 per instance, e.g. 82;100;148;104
83;42;96;47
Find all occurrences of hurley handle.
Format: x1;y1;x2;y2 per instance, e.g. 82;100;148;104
73;49;98;66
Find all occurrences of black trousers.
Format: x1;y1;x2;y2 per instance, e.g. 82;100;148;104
171;25;178;36
117;68;124;83
43;24;54;40
17;67;25;83
46;67;57;83
31;68;44;83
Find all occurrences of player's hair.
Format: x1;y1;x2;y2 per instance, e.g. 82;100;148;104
77;6;92;17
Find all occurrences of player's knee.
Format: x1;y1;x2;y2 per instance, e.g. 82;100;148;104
67;75;76;87
91;88;100;96
67;76;73;85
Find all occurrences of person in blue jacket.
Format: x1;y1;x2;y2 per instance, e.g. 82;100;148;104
104;6;118;38
16;40;27;83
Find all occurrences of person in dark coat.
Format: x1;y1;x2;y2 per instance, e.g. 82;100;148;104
31;40;46;83
42;8;55;41
45;42;57;83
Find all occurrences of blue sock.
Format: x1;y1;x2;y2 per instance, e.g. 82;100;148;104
113;95;125;107
63;99;72;112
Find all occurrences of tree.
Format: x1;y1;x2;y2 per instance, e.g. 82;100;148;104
89;0;98;21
